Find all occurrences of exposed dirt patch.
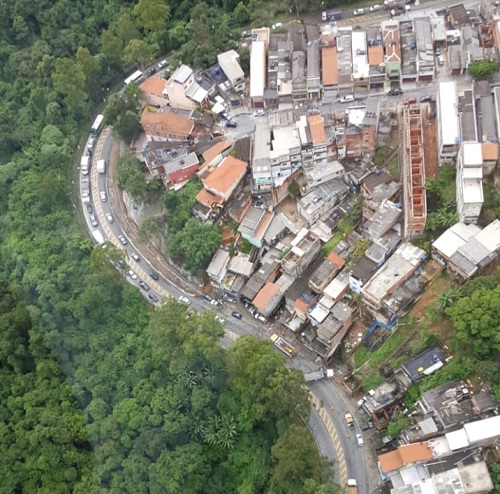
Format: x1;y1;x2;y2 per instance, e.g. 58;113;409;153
423;106;438;179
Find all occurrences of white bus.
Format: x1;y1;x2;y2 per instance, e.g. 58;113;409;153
124;70;143;86
90;114;104;135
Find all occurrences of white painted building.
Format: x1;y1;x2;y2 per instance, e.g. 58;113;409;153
250;41;266;107
456;142;483;224
437;81;460;163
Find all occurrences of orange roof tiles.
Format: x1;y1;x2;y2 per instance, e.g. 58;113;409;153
295;298;310;313
368;45;384;66
482;142;498;161
140;110;194;135
253;282;280;311
140;76;167;97
308;114;326;145
255;211;274;240
202;140;233;164
327;252;346;269
378;443;433;474
322;46;338;86
203;155;247;195
195;188;224;208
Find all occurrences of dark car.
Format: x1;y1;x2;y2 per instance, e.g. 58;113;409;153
148;293;159;303
419;95;433;103
86;203;93;214
150;271;159;281
223;293;237;304
231;311;242;319
139;281;150;291
387;87;403;96
226;121;237;128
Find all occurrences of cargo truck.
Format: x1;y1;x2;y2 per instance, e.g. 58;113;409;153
97;159;106;174
270;334;296;358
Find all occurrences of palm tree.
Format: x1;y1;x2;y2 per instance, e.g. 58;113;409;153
436;285;462;314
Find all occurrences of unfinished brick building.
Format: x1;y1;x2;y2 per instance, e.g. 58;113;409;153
402;105;427;238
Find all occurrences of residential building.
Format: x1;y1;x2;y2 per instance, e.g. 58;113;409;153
252;123;273;194
363;200;402;240
418;380;478;431
361;242;426;312
459;86;478;143
437;81;460;163
291;51;307;102
252;282;282;318
361;97;379;155
140;76;169;107
307;44;321;100
297;180;349;225
217;50;245;92
308;252;346;293
206;248;231;287
193;156;247;220
143;147;199;187
481;142;498;175
456;142;484;224
250;41;266;107
352;31;369;93
238;207;275;248
367;27;385;90
281;228;321;279
140;109;195;142
349;256;378;294
322;46;338;101
201;140;233;169
164;64;208;110
240;248;281;302
414;18;435;81
323;271;350;303
269;125;302;188
378;442;434;479
337;27;354;95
462;25;484;66
382;21;402;85
399;345;447;384
400;20;418;83
432;219;500;279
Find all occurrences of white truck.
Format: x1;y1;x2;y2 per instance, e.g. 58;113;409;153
96;159;106;174
270;334;296;358
80;155;89;175
347;479;357;494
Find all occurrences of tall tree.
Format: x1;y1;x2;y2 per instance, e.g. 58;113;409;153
134;0;171;34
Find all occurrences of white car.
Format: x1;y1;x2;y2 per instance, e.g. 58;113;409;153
131;253;140;262
128;270;138;280
370;4;381;10
356;433;364;446
254;109;266;116
118;235;127;245
100;190;107;202
215;315;225;324
339;94;355;103
353;8;365;15
178;295;191;305
105;213;114;223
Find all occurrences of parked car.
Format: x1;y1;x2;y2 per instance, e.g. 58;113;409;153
223;293;237;304
201;293;212;301
131;253;140;262
257;314;267;323
150;271;159;281
370;4;381;11
215;315;225;324
210;299;222;307
387;87;403;96
89;214;98;228
254;109;266;116
353;8;365;15
128;270;138;280
419;95;433;103
86;203;93;214
339;94;355;103
118;235;127;245
178;295;191;305
100;190;107;202
437;55;444;66
105;213;114;223
226;121;237;128
356;398;365;407
148;293;159;303
139;281;150;291
345;412;354;428
87;137;95;150
356;433;365;446
157;59;168;69
435;46;441;56
231;311;242;319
